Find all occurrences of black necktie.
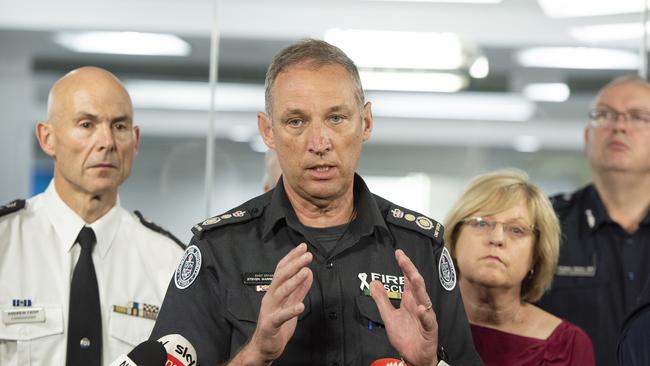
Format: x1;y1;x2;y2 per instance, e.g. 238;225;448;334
66;226;102;366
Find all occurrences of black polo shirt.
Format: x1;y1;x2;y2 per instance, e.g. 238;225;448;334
151;174;482;366
538;184;650;366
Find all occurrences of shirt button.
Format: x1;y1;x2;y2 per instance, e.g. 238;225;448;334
628;272;635;281
80;337;91;349
328;311;338;320
626;238;634;245
326;261;334;269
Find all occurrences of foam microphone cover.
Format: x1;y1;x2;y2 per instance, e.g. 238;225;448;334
128;339;167;366
370;358;406;366
158;334;198;366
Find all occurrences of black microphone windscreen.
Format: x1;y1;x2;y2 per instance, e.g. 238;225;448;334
128;339;167;366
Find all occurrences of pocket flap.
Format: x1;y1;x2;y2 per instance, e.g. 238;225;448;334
356;295;385;325
0;305;63;341
109;311;156;346
227;289;311;322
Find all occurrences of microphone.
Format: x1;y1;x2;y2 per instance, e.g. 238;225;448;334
157;334;198;366
370;358;406;366
109;339;167;366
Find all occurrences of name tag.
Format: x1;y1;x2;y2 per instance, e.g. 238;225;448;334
556;265;596;277
242;272;273;285
2;308;46;324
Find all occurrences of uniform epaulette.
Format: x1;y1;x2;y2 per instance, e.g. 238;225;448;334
549;191;576;217
134;210;186;249
385;205;444;245
192;206;261;239
0;199;25;218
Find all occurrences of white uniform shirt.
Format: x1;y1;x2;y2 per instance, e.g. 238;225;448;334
0;182;185;365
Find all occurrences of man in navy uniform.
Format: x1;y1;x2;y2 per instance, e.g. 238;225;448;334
151;39;482;366
539;76;650;365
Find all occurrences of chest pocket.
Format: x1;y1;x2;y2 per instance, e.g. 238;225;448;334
0;304;64;366
226;288;312;357
356;295;399;364
226;288;312;322
545;251;610;333
109;311;156;346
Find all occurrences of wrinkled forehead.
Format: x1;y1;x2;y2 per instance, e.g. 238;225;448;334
271;62;359;103
48;74;133;121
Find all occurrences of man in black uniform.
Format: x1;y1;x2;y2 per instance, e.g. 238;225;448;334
151;39;482;366
538;76;650;365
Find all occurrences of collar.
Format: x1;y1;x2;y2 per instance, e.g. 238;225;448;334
261;174;388;240
582;185;613;231
43;180;122;258
583;184;650;230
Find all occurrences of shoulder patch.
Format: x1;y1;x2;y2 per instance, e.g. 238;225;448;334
191;206;261;238
438;247;457;291
385;205;444;245
175;245;202;289
134;210;186;249
0;199;25;218
549;191;577;218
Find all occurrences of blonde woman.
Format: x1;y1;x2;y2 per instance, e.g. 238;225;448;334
445;170;594;365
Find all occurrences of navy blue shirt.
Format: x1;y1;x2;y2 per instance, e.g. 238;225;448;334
151;175;482;366
618;280;650;366
539;184;650;366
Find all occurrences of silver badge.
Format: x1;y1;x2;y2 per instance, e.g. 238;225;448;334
438;247;456;291
232;210;246;217
416;216;433;230
391;208;404;218
175;245;202;289
202;216;221;226
585;209;595;229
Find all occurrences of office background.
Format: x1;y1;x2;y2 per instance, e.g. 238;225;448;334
1;0;643;242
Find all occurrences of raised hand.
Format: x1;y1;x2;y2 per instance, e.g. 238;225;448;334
370;249;439;366
230;243;313;366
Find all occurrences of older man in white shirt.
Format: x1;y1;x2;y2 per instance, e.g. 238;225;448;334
0;67;184;366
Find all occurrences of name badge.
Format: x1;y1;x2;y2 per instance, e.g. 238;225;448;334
242;272;274;285
2;308;46;325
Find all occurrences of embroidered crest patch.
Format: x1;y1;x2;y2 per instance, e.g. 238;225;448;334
175;245;202;289
438;247;457;291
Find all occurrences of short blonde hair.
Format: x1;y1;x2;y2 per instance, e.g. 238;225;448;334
444;169;559;302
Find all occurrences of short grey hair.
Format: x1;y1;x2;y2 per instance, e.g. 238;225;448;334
592;74;650;108
264;38;365;115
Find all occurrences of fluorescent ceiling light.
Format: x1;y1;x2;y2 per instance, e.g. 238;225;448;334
125;80;534;122
513;135;541;152
54;32;191;56
370;0;502;3
516;47;638;70
537;0;644;18
125;81;264;111
368;91;536;121
469;56;489;78
325;29;465;70
360;70;468;92
570;22;649;43
226;125;255;143
522;83;570;102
